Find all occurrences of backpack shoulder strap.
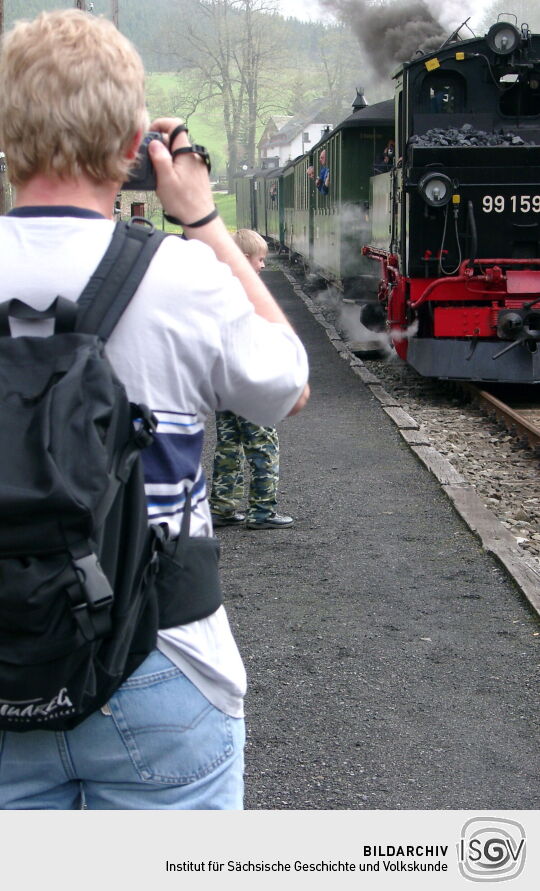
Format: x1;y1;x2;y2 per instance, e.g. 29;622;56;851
76;218;171;341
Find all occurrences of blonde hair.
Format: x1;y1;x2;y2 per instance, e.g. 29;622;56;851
233;228;268;258
0;9;148;185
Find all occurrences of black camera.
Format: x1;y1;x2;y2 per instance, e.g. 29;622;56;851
121;131;164;191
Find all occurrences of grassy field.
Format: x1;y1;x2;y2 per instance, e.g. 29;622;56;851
213;192;237;229
149;192;237;233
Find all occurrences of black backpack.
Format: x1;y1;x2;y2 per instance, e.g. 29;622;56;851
0;219;222;732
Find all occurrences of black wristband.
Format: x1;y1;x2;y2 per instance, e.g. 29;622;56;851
169;123;188;149
164;206;219;228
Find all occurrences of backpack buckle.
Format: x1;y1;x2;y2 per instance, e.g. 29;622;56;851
132;403;158;448
116;403;157;482
73;554;114;611
68;553;113;642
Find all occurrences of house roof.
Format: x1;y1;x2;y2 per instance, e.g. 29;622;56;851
259;97;332;150
270;116;293;130
258;115;293;149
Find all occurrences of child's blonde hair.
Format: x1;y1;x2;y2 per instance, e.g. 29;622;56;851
233;229;268;258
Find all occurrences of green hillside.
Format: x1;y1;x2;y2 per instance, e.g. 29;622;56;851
4;2;378;183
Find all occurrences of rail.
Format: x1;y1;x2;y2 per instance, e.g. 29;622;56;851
463;384;540;450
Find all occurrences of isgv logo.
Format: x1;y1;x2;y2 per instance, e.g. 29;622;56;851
458;817;526;882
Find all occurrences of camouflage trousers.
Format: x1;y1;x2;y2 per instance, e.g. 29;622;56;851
210;411;280;522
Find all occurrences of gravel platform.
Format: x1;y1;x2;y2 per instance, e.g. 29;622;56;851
203;269;540;811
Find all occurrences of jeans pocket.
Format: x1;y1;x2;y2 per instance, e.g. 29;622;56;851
108;651;235;784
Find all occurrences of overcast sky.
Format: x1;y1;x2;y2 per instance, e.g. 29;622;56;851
277;1;331;21
277;1;490;27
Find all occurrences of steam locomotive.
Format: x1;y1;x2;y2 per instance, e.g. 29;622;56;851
236;19;540;384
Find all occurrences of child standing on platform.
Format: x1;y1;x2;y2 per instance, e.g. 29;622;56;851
210;230;294;529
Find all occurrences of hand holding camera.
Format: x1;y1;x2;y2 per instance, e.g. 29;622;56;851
122;131;165;191
123;127;211;191
123;118;217;230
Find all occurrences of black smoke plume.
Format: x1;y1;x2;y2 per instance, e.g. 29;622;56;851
320;0;449;77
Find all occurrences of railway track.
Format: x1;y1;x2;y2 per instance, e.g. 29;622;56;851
463;384;540;451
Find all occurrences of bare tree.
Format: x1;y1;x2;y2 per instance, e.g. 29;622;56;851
238;0;280;168
317;26;354;124
315;23;389;121
160;0;282;189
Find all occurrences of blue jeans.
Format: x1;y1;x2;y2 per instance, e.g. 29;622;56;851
0;650;245;809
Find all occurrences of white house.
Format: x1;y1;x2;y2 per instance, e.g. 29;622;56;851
258;98;332;168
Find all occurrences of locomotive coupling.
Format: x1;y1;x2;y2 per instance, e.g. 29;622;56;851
497;307;540;341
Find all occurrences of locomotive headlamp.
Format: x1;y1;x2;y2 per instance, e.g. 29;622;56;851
486;22;521;55
418;171;453;207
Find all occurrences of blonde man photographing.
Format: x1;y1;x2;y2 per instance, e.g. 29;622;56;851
0;9;308;810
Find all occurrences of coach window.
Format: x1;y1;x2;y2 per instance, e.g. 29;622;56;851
268;182;277;208
421;72;466;113
296;169;305;210
331;136;340;206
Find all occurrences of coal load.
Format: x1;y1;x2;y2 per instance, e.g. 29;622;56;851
409;123;535;147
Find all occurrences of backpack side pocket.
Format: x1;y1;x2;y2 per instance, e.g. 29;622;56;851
154;535;223;628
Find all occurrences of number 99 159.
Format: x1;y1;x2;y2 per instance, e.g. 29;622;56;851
482;195;540;213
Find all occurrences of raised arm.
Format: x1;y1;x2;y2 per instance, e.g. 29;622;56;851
148;118;310;414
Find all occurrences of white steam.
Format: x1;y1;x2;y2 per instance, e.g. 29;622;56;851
428;0;490;31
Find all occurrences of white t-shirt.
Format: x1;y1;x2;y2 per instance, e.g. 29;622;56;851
0;208;309;717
